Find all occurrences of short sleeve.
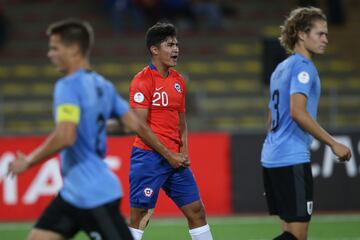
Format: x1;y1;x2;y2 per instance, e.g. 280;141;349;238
129;74;153;108
113;94;130;117
290;61;316;97
53;80;81;123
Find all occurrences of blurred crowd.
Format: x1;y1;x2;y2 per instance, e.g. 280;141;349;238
103;0;236;32
0;5;9;50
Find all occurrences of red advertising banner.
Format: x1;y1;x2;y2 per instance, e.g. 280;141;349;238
0;133;231;221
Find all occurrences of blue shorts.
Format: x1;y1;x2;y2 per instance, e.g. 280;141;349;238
129;147;200;209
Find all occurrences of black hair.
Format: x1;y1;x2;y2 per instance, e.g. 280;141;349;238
146;22;177;51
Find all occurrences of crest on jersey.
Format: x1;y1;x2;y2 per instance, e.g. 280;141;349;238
307;201;313;215
144;187;153;198
298;71;310;84
174;82;182;93
134;92;144;103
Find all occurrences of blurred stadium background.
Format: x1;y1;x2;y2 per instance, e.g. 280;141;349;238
0;0;359;239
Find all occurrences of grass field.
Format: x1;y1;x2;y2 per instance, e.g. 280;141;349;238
1;214;360;240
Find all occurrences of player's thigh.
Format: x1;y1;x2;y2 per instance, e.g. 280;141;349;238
163;167;201;208
129;147;172;209
262;166;279;215
33;194;79;239
79;198;133;240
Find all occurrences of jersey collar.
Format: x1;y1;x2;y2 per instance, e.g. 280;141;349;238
149;63;171;78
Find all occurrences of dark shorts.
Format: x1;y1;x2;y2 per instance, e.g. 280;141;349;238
129;147;200;209
35;194;133;240
262;162;313;222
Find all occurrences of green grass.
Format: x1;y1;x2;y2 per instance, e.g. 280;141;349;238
1;215;360;240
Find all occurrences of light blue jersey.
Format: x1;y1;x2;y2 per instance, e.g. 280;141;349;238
261;53;321;168
53;69;129;208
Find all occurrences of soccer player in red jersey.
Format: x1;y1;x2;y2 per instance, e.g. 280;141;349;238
128;22;213;240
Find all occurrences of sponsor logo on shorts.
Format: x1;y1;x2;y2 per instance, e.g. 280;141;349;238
307;201;313;215
144;187;153;197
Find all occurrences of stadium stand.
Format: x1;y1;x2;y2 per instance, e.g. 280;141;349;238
0;0;359;135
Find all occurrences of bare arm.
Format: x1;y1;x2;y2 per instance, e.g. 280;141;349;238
8;122;77;176
106;118;131;135
121;108;187;168
178;112;190;165
290;93;351;161
266;110;272;132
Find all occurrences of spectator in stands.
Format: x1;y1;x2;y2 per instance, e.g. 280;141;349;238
261;7;351;240
0;6;9;50
7;18;184;240
160;0;197;30
134;0;162;28
192;0;223;30
103;0;145;32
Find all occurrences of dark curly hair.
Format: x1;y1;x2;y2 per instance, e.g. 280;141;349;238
279;7;326;53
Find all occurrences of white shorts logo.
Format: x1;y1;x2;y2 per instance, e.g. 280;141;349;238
134;92;144;103
144;187;153;197
307;201;313;215
298;71;310;84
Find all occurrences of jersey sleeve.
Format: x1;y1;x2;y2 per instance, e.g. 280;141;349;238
110;84;130;117
129;74;153;108
290;61;316;98
53;80;81;124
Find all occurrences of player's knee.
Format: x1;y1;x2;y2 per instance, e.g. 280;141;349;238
192;201;206;218
139;208;154;230
183;201;206;223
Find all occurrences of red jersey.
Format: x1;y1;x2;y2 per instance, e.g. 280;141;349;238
129;64;186;152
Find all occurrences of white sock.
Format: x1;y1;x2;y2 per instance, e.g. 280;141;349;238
189;224;213;240
129;227;144;240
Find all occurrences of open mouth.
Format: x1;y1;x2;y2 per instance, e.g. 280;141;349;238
171;55;178;61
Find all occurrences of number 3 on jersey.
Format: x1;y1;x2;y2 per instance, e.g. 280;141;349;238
271;89;280;131
152;91;168;106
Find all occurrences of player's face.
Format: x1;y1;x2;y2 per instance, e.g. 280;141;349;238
47;34;74;74
303;20;328;55
157;37;179;68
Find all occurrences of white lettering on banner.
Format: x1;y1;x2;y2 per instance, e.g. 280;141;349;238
311;136;359;178
0;152;17;204
322;136;357;178
311;140;321;178
23;159;62;204
0;153;121;205
105;156;122;170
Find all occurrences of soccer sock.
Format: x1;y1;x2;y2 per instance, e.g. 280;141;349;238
273;231;298;240
129;227;144;240
189;224;213;240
